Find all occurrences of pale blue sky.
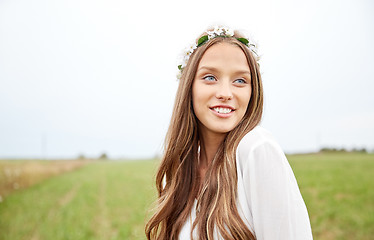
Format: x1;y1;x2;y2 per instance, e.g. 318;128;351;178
0;0;373;158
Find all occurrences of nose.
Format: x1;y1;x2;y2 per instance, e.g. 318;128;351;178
216;81;233;101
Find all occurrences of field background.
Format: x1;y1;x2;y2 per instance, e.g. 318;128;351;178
0;153;373;240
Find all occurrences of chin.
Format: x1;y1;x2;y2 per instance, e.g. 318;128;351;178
214;125;237;134
200;120;241;136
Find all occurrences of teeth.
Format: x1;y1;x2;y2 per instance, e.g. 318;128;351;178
213;107;232;114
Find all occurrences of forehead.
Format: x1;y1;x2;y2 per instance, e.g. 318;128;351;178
197;42;250;71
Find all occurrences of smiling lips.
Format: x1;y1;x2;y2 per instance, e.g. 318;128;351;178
210;106;235;117
213;107;233;114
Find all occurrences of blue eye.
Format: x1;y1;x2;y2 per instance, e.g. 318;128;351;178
234;79;246;84
203;75;216;81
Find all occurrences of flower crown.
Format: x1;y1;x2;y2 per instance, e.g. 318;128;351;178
177;26;259;79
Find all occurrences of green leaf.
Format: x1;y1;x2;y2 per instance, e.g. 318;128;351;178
237;38;249;46
197;35;209;47
178;65;182;70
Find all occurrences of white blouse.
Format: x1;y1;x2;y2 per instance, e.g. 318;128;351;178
179;126;313;239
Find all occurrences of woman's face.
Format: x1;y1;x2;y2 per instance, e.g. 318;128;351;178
192;42;252;137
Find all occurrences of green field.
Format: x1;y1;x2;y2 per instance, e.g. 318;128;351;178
288;153;374;239
0;153;373;240
0;160;158;240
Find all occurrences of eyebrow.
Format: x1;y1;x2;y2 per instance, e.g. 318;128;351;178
197;66;251;75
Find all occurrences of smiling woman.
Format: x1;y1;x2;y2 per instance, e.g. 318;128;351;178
145;26;313;240
192;43;252;136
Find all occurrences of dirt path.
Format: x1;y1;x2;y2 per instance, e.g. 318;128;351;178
29;183;82;240
92;168;118;239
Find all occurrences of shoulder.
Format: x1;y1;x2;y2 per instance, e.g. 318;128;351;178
237;125;282;155
236;126;285;170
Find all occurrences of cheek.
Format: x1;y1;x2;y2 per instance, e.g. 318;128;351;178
192;83;207;109
240;89;252;107
239;91;252;117
192;95;204;119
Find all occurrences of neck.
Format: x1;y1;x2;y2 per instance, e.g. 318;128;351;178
199;129;226;168
196;127;227;197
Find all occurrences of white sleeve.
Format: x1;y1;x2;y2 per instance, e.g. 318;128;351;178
242;140;313;240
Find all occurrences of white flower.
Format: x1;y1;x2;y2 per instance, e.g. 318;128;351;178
181;58;188;68
207;30;215;40
185;43;197;54
210;26;235;37
225;28;234;37
221;26;228;34
213;26;224;35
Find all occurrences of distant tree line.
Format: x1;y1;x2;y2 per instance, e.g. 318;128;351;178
319;147;368;153
77;152;109;160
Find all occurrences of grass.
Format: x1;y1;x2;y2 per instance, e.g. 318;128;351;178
0;153;373;240
288;153;374;240
0;160;158;240
0;159;88;199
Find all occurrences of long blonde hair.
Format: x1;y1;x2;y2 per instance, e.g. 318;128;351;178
146;29;263;240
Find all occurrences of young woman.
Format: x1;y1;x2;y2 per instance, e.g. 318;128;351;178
145;26;313;240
